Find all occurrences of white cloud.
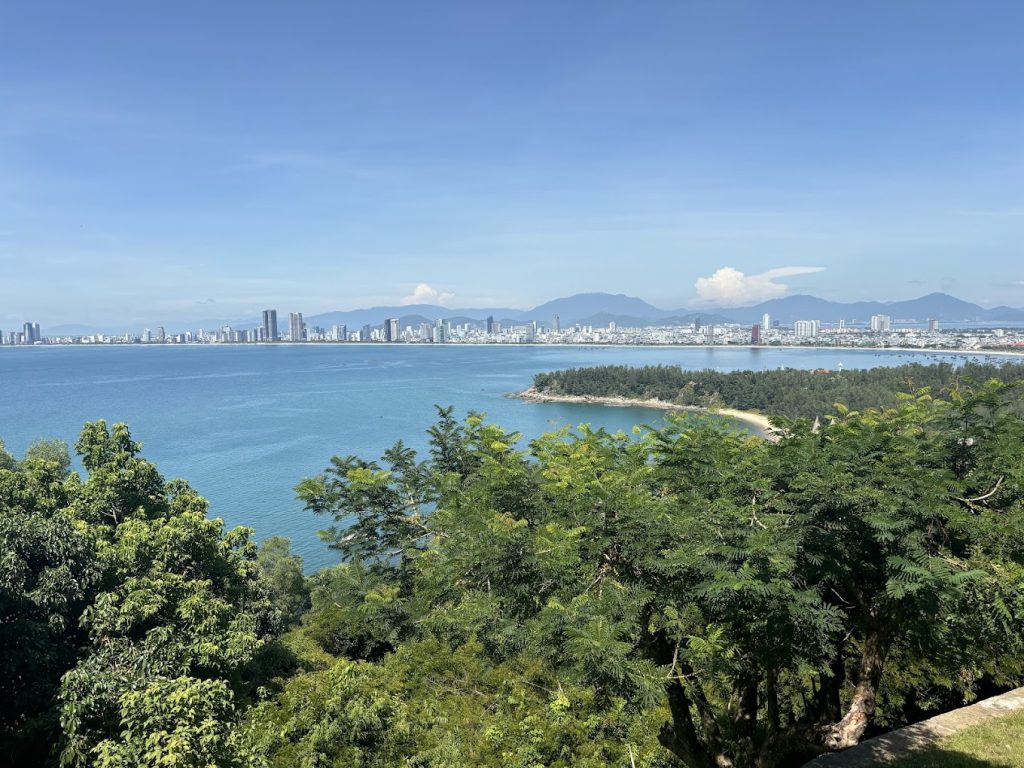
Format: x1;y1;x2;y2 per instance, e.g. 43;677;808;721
694;266;825;306
401;283;455;307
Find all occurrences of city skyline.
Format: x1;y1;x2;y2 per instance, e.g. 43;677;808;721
2;2;1024;326
7;301;1024;353
7;286;1024;341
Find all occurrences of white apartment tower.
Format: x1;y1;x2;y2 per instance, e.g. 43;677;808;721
870;314;891;332
794;320;820;338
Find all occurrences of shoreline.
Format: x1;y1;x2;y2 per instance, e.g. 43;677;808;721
511;386;776;435
3;342;1024;358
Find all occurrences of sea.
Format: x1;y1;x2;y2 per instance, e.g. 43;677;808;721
0;344;1012;571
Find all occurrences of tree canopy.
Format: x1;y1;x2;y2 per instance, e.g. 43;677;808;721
3;373;1024;767
530;361;1024;419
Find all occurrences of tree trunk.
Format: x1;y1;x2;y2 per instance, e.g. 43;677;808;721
732;673;759;765
659;677;718;768
825;627;886;749
810;649;845;726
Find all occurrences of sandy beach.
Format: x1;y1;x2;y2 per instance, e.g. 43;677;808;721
511;386;776;435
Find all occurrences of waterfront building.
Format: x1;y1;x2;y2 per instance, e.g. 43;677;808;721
289;312;305;342
553;315;560;332
870;314;891;332
928;318;940;332
156;326;166;343
751;323;761;344
142;328;152;343
385;318;400;342
794;320;820;338
262;309;279;341
761;313;771;332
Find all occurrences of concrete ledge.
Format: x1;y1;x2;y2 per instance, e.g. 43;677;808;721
802;687;1024;767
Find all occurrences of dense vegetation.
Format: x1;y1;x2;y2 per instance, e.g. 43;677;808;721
531;361;1024;419
3;376;1024;767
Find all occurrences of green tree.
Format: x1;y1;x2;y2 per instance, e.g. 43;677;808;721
24;438;72;476
257;536;311;627
283;393;1024;767
0;454;98;764
90;677;249;768
57;423;278;767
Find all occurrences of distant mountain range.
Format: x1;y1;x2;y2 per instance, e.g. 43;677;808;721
304;291;1024;329
39;292;1024;336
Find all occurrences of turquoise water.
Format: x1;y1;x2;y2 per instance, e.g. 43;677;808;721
0;344;1006;570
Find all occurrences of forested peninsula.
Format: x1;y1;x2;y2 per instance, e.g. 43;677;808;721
4;378;1024;768
526;360;1024;421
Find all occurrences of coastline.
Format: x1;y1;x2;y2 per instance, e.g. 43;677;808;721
511;386;776;436
3;342;1023;359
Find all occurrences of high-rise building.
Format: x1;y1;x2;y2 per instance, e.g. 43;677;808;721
794;320;820;338
156;326;166;343
262;309;279;342
553;315;561;332
751;324;761;344
870;314;891;332
761;313;771;332
289;312;305;341
485;316;494;334
928;318;940;332
385;318;400;342
142;328;152;343
433;318;446;344
23;322;38;344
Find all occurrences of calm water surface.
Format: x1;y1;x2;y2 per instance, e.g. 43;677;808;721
0;344;1006;570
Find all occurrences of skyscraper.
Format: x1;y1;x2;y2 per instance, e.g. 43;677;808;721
794;320;820;338
23;322;40;344
486;315;494;334
262;309;279;342
385;318;400;342
553;315;561;332
870;314;891;332
761;313;771;332
751;324;761;344
289;312;305;341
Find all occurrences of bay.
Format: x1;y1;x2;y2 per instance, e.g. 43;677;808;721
0;344;1010;570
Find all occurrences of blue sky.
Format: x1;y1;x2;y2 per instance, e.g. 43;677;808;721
2;1;1023;327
